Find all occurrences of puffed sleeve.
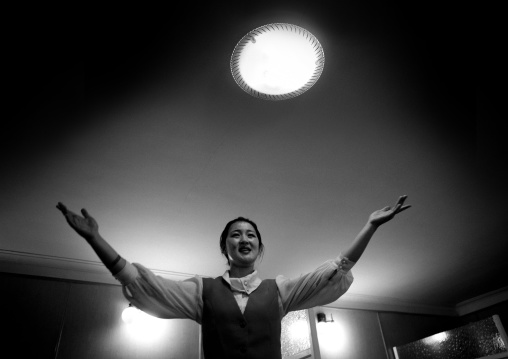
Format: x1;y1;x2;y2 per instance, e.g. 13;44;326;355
115;262;204;324
276;255;354;315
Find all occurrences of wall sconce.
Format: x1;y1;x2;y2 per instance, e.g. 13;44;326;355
230;23;325;100
121;303;138;324
121;303;166;341
317;312;334;324
316;312;347;354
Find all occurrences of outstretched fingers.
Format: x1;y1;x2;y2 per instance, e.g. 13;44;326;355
394;195;411;214
56;203;82;220
81;208;90;219
396;195;408;206
56;202;68;214
399;205;411;212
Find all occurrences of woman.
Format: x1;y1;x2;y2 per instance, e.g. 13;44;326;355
56;195;410;359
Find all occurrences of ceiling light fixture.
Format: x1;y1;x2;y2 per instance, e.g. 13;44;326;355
231;23;325;100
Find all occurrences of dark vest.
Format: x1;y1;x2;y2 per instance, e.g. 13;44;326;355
202;277;282;359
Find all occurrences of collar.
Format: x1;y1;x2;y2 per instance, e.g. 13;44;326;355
222;270;262;295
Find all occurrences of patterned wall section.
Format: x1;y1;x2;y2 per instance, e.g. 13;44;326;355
394;315;508;359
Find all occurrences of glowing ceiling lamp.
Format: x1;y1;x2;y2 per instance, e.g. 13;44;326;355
231;23;325;100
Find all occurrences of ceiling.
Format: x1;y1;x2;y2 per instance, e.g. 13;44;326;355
2;2;504;315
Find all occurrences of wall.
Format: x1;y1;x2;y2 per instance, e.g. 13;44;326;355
312;307;388;359
459;300;508;329
377;311;459;359
1;273;200;359
312;301;508;359
2;272;507;359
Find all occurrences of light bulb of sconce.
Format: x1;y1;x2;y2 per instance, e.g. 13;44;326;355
122;304;138;324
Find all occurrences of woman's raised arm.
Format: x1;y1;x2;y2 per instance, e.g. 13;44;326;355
342;195;411;262
56;202;125;274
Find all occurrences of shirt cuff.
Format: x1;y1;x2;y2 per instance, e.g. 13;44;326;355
113;261;139;285
334;254;355;273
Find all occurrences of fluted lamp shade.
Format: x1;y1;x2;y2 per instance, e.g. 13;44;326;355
231;23;325;100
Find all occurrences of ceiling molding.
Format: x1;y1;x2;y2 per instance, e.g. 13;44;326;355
455;286;508;316
324;293;457;317
1;249;506;317
0;249;197;285
0;249;119;285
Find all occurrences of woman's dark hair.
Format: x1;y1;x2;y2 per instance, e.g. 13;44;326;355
220;217;264;265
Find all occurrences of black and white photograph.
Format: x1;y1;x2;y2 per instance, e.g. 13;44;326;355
1;2;504;359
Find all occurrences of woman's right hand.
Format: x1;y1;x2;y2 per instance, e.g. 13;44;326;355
56;202;99;241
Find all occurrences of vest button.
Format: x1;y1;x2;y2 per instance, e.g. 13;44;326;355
240;320;247;328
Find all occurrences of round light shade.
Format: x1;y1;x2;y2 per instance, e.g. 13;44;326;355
231;23;325;100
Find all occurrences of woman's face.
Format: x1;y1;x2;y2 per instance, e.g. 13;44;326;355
226;221;260;268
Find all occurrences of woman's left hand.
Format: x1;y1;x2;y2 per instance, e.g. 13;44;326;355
369;195;411;227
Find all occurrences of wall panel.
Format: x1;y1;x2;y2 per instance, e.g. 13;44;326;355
378;312;459;359
459;300;508;327
1;274;69;359
56;281;200;359
3;272;505;359
316;307;387;359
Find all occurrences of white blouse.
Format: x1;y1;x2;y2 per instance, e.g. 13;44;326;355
115;255;354;324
